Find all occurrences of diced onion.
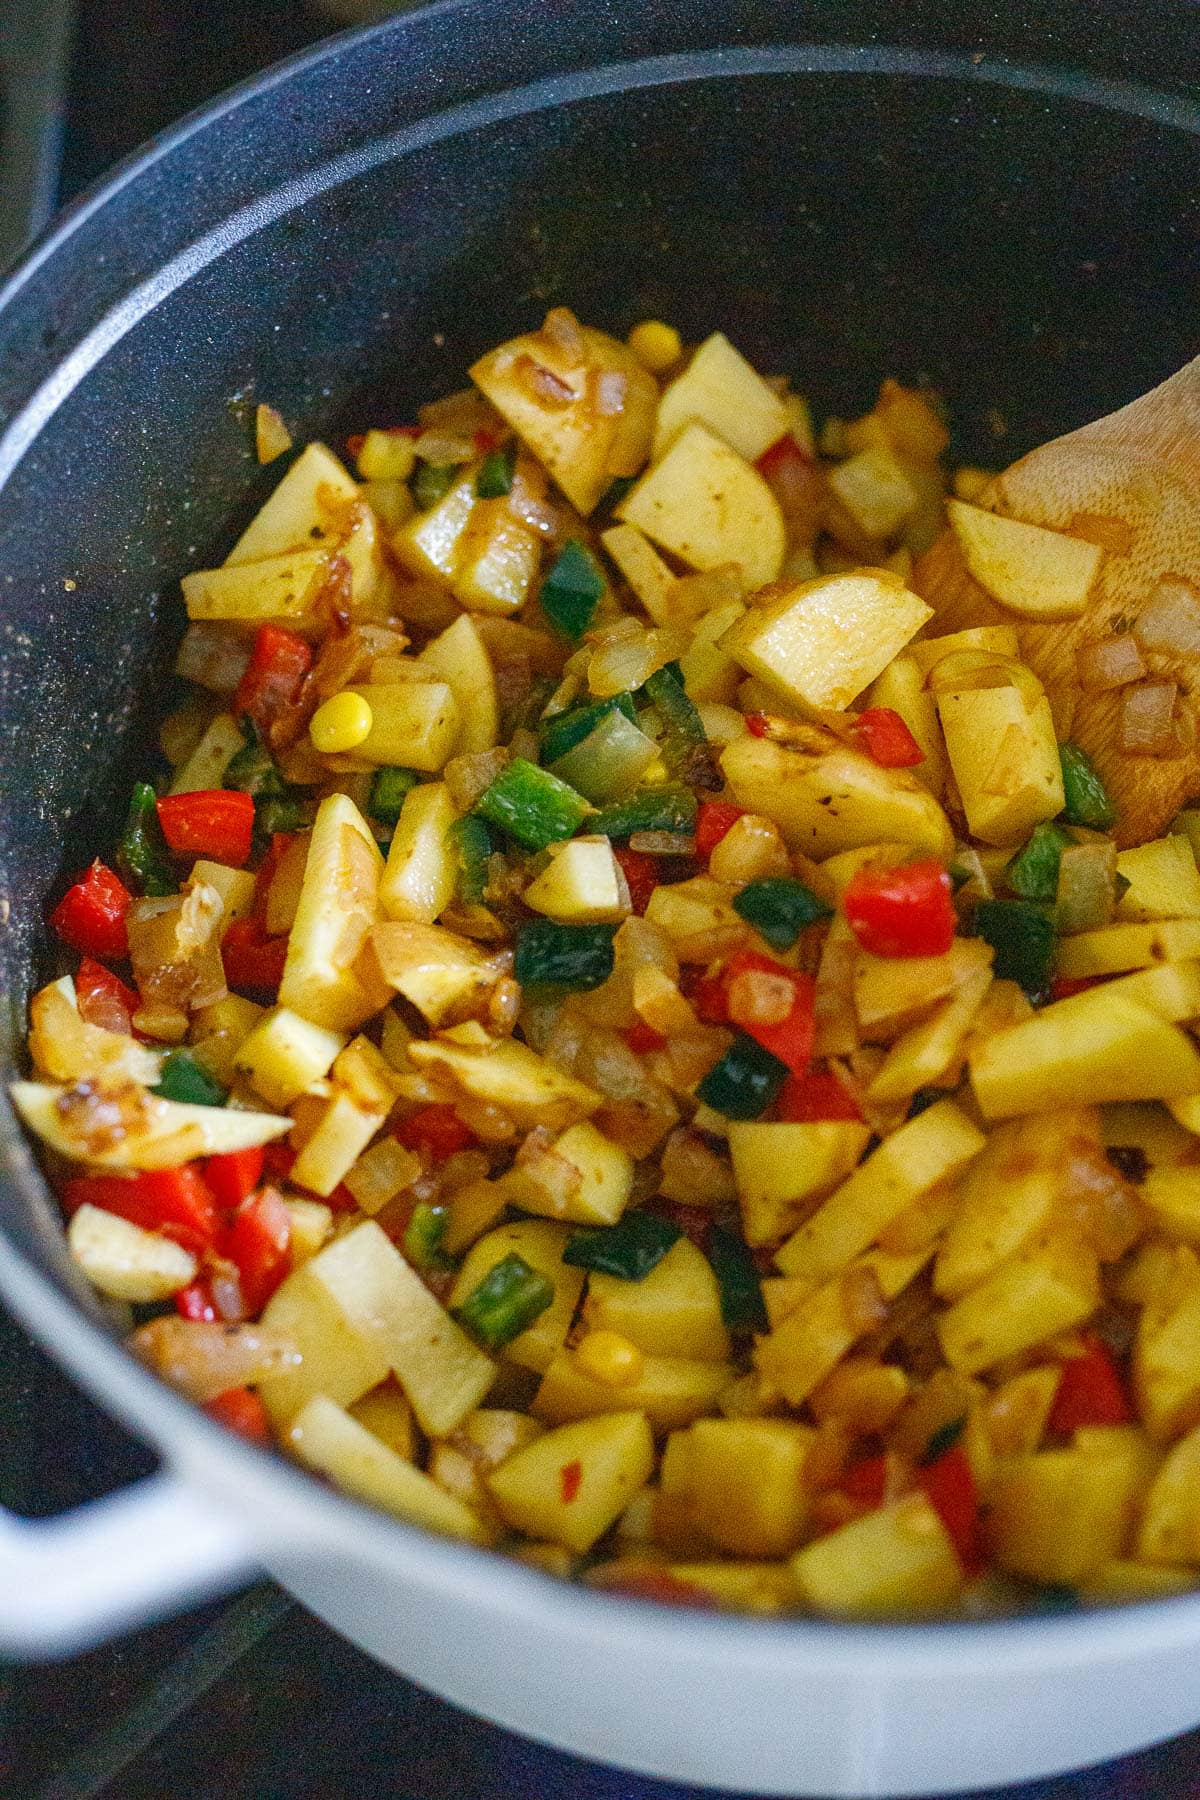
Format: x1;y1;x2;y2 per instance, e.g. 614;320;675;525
587;625;686;700
1055;841;1117;934
444;748;510;811
1134;579;1200;656
1119;681;1178;756
174;622;250;695
538;306;586;367
727;969;795;1028
413;428;474;466
594;370;628;417
628;831;697;856
1075;634;1146;691
130;1316;301;1402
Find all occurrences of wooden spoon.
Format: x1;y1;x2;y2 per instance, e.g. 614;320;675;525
913;357;1200;846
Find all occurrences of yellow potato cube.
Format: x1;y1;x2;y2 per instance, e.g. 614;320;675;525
721;570;930;714
720;734;954;860
600;523;677;625
775;1099;985;1283
666;1562;798;1615
652;331;789;463
233;1006;347;1109
186;860;256;922
754;1248;931;1405
370;921;498;1027
727;1120;871;1247
533;1350;731;1434
616;422;785;589
346;680;461;772
486;1412;656;1553
970;990;1200;1119
499;1120;633;1226
826;450;920;540
418;612;499;755
790;1494;963;1617
865;652;947;796
523;838;628;925
289;1395;486;1542
1103;1102;1196;1167
937;1236;1100;1375
379;781;458;924
168;711;245;794
853;938;991;1035
1055;919;1200;978
282;1196;334;1267
934;1113;1092;1300
452;499;542;615
227;442;358;563
947;499;1103;620
278;793;386;1033
1116;834;1200;921
393;470;477;583
67;1204;196;1302
1080;1560;1196;1604
937;683;1065;845
448;1220;584;1374
406;1026;600;1129
1135;1261;1200;1444
584;1237;730;1362
349;1379;415;1459
290;1091;389;1198
906;625;1021;675
1141;1167;1200;1246
1136;1423;1200;1564
986;1429;1157;1585
258;1262;392;1428
181;549;333;635
342;1135;421;1216
865;963;992;1103
678;1418;815;1557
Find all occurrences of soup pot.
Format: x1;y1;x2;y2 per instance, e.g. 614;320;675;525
3;5;1200;1792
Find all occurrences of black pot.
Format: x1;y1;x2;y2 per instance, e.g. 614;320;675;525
3;8;1200;1791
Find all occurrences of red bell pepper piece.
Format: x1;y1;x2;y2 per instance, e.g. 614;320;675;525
261;1141;296;1185
63;1167;220;1255
473;427;501;455
1050;975;1104;1002
205;1146;266;1212
613;846;659;916
176;1280;219;1322
624;1018;667;1055
49;860;133;962
918;1445;984;1575
1048;1334;1132;1434
848;706;925;769
396;1105;474;1162
156;790;255;867
778;1069;864;1123
744;712;770;738
843;859;956;959
204;1386;272;1445
645;1199;711;1253
227;1187;292;1315
756;433;813;481
75;956;141;1036
691;969;731;1025
253;831;300;920
720;949;816;1075
694;801;746;863
560;1458;583;1503
222;916;289;993
838;1453;889;1508
233;624;313;732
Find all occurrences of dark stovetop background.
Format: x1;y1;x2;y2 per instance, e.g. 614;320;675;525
7;1;1200;1795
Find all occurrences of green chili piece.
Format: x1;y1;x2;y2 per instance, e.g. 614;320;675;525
563;1212;682;1281
402;1202;454;1274
539;540;606;640
1059;743;1116;831
732;878;832;950
474;758;591;852
153;1049;228;1108
919;1415;966;1467
695;1033;789;1121
538;693;638;767
452;1253;555;1350
450;815;494;905
475;444;516;498
117;782;175;896
588;785;697;840
708;1224;768;1332
513;920;616;990
973;898;1056;997
369;767;420;826
410;461;459;511
1006;822;1073;904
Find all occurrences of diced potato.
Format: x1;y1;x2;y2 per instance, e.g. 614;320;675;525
185;860;256;923
1055;919;1200;978
652;331;789;463
720;570;930;714
826;450;920;540
486;1411;656;1553
258;1258;391;1428
233;1006;347;1109
673;1418;815;1557
523;838;628;925
1116;835;1200;921
342;1135;421;1216
417;613;498;756
379;782;458;925
853;938;991;1035
357;431;417;483
227;442;358;564
982;1366;1062;1460
986;1428;1156;1585
1141;1167;1200;1246
181;549;333;636
289;1395;486;1542
678;594;748;703
865;653;947;796
406;1025;600;1130
969;989;1200;1120
947;499;1103;620
533;1349;732;1433
189;994;266;1088
666;1562;798;1615
584;1237;730;1362
727;1120;871;1247
443;1176;508;1254
1081;960;1200;1025
393;470;477;583
283;1196;334;1266
1103;1102;1196;1168
754;1248;931;1405
278;793;387;1033
448;1219;585;1373
937;1235;1100;1375
934;1110;1098;1300
720;734;954;860
349;1379;415;1459
790;1494;963;1618
264;833;309;938
370;921;498;1027
471;318;657;515
346;680;461;773
1136;1423;1200;1564
169;712;245;794
10;1080;290;1171
866;963;992;1103
936;682;1065;846
452;500;542;615
643;874;742;954
907;626;1021;675
499;1120;633;1226
600;523;677;625
1080;1559;1196;1604
28;978;162;1088
1134;1258;1200;1444
67;1204;196;1302
617;423;785;589
775;1099;985;1282
290;1090;389;1198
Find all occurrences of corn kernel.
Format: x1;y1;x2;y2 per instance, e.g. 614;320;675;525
627;320;682;375
310;690;374;753
357;428;418;483
575;1329;645;1388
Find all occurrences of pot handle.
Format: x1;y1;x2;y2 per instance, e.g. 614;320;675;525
0;1470;258;1655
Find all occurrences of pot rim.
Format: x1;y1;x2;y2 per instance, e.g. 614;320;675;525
3;10;1200;1664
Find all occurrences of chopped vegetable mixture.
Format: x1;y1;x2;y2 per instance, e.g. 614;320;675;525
21;307;1200;1622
